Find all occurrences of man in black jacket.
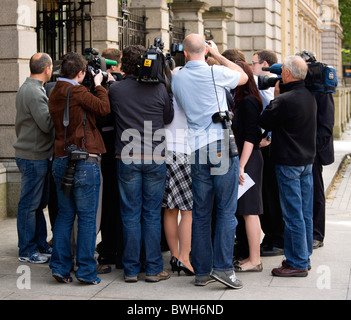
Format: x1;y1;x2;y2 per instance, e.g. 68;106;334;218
259;55;317;277
109;45;174;283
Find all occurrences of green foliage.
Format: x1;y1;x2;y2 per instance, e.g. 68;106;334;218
340;0;351;64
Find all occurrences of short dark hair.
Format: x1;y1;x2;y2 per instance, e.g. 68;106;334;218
121;45;146;76
101;48;122;66
60;52;87;79
29;53;52;74
254;50;278;66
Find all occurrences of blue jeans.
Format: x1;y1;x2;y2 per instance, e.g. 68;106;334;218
190;140;239;276
49;157;100;282
275;164;314;270
16;158;51;257
117;159;166;277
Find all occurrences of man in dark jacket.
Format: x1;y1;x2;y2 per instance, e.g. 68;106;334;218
109;45;174;283
296;50;335;250
259;55;317;277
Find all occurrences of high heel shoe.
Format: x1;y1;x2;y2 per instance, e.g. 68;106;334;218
177;260;195;276
170;256;178;273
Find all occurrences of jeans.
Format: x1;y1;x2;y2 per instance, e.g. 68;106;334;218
117;159;166;277
190;140;239;276
15;158;51;257
275;164;314;270
49;157;100;282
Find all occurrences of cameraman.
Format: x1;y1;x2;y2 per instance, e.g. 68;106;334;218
296;51;335;249
48;52;110;284
259;56;317;277
171;34;248;289
109;45;174;283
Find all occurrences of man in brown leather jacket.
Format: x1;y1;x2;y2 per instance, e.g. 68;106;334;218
48;52;110;285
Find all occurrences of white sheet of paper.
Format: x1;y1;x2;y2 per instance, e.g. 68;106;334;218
238;173;255;199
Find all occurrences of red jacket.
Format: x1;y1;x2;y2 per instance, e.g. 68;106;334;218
49;81;110;158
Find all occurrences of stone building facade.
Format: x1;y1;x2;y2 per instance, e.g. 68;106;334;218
0;0;345;218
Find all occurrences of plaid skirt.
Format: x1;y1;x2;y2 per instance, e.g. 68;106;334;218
162;151;193;211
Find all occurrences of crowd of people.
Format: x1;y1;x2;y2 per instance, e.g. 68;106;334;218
13;33;335;288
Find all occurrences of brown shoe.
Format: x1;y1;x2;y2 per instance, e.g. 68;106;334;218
282;259;311;271
145;270;170;282
272;264;308;277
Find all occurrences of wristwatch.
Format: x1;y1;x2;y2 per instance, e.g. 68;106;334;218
266;135;272;142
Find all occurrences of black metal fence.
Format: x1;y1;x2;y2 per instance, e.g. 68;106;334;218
36;0;184;61
36;0;93;61
118;4;146;49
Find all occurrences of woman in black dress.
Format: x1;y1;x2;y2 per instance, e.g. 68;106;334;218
232;61;264;272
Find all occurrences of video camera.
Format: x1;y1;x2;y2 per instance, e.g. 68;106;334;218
137;37;173;92
82;48;118;91
258;59;338;93
170;43;184;56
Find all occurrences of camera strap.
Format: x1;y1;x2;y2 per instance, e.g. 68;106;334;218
211;66;221;112
63;86;87;151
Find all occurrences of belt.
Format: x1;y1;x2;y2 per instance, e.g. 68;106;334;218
86;154;100;163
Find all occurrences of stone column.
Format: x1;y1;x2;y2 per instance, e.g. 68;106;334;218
130;0;170;50
319;0;343;81
90;0;119;51
0;0;37;218
171;0;210;37
203;7;232;53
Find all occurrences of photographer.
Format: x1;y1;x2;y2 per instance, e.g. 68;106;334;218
48;52;110;284
171;34;248;289
259;56;317;277
251;50;285;257
95;48;124;269
109;45;174;283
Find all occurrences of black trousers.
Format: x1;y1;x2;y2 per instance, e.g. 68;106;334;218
312;156;325;242
259;145;285;249
97;130;124;266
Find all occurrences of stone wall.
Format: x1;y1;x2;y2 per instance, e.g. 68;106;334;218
0;0;345;219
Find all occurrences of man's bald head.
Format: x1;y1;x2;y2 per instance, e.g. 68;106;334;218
183;34;206;60
30;53;52;75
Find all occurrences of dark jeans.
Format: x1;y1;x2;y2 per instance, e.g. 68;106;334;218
50;157;100;282
15;158;51;257
117;159;166;277
190;140;239;276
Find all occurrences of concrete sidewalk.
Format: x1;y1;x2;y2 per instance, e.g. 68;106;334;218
0;125;350;301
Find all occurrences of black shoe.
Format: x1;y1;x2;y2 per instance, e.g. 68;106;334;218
170;256;178;273
176;260;195;276
260;245;284;256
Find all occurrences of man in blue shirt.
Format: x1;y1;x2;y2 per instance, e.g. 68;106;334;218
172;34;248;289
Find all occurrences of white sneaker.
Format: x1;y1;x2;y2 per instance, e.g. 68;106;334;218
18;253;49;264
